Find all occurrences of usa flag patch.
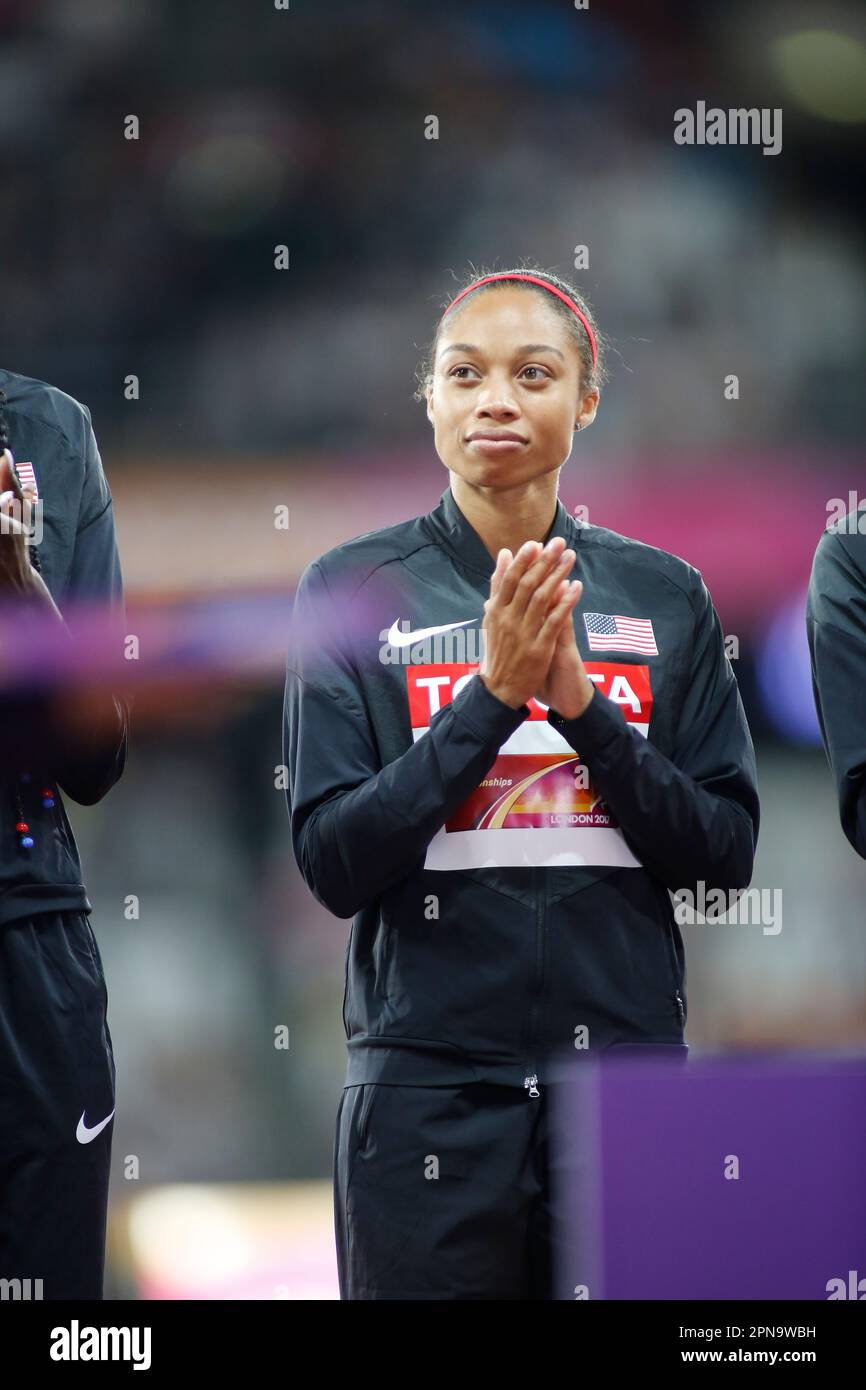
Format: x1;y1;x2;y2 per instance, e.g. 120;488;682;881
15;460;39;502
583;611;658;655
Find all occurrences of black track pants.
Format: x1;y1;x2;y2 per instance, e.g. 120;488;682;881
333;1079;573;1300
0;910;115;1301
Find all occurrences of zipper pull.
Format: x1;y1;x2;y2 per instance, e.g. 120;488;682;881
524;1073;540;1099
675;991;685;1027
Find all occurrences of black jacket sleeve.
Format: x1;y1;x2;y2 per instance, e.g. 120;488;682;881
283;560;527;918
49;406;129;805
547;569;760;895
807;521;866;859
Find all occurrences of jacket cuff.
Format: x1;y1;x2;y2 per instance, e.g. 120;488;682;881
449;673;529;742
547;688;626;755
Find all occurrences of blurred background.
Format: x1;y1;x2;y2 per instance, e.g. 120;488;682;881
0;0;864;1297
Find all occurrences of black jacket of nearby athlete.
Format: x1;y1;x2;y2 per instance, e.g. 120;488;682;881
284;486;760;1090
0;368;128;925
807;513;866;860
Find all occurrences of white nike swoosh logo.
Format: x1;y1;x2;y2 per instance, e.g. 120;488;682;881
76;1108;115;1144
387;618;475;647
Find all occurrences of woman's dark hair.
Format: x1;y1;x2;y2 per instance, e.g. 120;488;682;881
0;386;43;575
413;261;608;404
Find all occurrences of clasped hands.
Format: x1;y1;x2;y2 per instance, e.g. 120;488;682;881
479;535;595;720
0;448;62;619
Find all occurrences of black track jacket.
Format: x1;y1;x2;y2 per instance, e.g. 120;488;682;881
284;486;760;1089
807;512;866;859
0;368;128;926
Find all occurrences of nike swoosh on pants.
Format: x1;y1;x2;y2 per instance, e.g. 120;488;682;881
76;1108;116;1144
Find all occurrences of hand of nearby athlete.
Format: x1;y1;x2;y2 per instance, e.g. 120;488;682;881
534;586;596;719
479;537;583;710
0;448;62;616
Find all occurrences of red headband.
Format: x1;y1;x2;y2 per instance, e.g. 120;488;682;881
440;273;598;371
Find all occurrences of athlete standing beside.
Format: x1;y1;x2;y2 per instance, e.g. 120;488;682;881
807;509;866;859
284;266;760;1300
0;371;128;1299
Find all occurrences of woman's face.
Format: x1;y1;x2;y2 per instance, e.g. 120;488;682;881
426;286;598;491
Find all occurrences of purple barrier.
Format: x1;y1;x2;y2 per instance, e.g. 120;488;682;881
0;588;294;690
549;1052;866;1300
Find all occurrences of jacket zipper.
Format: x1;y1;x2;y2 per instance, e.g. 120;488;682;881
660;888;686;1032
523;867;544;1099
341;923;353;1041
